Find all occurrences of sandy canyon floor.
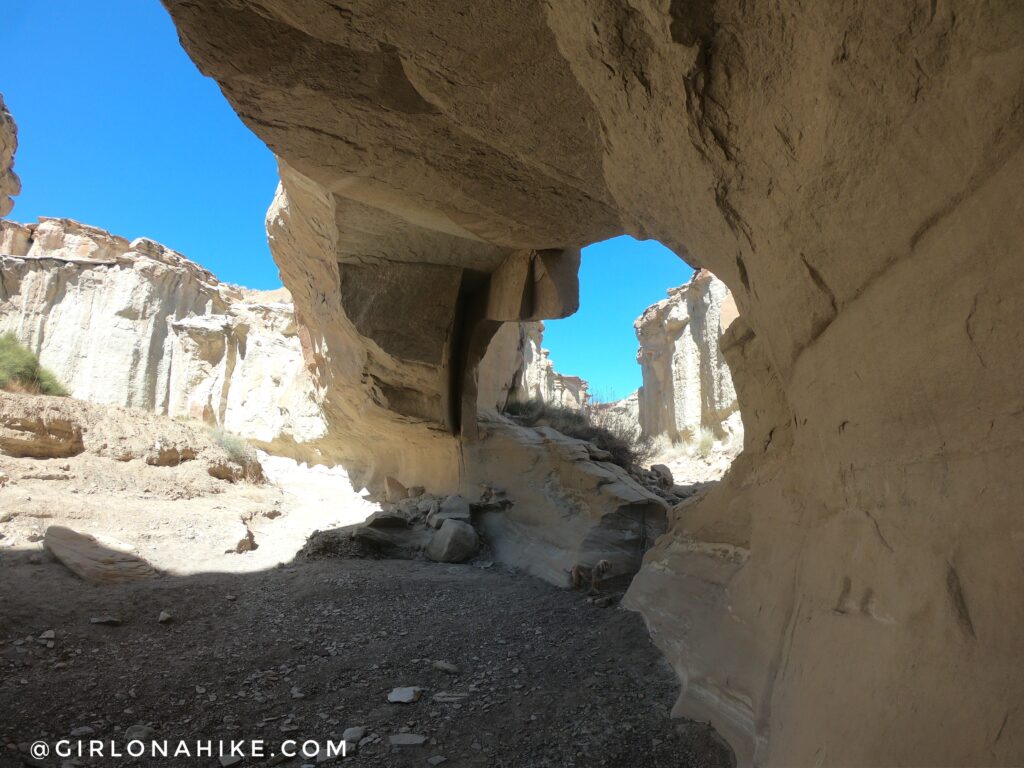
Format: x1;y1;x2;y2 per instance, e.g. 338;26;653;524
0;403;732;768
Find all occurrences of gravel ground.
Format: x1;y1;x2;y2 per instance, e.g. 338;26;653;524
0;554;733;768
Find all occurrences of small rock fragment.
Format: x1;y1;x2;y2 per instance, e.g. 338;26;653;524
342;727;366;743
158;611;173;624
90;616;122;626
431;661;460;675
388;734;427;747
388;686;423;704
124;724;155;741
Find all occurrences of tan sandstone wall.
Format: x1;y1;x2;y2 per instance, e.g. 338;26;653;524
158;4;1024;765
479;321;590;413
0;95;19;217
636;269;741;444
0;218;327;454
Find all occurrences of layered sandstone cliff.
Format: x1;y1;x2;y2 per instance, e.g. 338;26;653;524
636;269;741;444
142;4;1024;764
0;218;327;454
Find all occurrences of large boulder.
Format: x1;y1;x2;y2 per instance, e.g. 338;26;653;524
425;519;479;564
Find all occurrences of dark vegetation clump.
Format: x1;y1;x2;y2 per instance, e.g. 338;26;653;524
503;398;655;471
0;333;68;396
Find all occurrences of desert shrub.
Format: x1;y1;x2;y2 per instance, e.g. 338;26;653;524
208;426;256;465
0;334;68;396
696;426;716;459
503;398;655;471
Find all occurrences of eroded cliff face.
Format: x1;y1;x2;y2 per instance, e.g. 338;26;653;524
163;3;1024;765
636;269;741;444
0;218;327;454
481;321;589;412
0;95;19;217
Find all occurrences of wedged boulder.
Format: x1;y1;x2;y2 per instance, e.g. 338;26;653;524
427;494;472;529
426;519;479;563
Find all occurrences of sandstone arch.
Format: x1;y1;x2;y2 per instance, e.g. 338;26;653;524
162;2;1024;765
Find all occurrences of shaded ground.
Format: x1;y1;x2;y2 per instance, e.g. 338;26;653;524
0;393;732;767
1;556;732;768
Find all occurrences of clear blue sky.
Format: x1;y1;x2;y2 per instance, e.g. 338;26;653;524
1;0;281;288
543;238;692;400
1;0;692;399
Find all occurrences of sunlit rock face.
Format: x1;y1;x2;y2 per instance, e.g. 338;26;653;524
164;2;1024;765
636;269;740;444
478;321;589;412
0;218;327;455
0;95;19;217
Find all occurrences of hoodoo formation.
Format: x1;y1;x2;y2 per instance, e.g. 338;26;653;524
0;2;1020;766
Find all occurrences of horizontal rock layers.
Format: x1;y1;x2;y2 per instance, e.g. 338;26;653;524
0;218;327;455
635;269;741;443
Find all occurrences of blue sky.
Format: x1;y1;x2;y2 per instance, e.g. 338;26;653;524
1;0;692;399
1;1;281;288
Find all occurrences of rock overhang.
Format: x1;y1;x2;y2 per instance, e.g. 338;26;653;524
158;2;1024;765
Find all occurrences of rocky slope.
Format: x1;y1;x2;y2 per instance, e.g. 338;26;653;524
161;3;1024;766
0;217;327;456
636;269;741;445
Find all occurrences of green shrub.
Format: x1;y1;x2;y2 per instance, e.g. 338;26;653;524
0;334;68;396
696;427;716;459
503;398;655;471
207;426;256;466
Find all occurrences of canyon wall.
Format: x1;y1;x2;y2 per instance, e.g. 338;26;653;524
0;218;327;455
0;95;18;217
636;269;741;443
477;321;590;413
115;3;1024;764
509;322;589;410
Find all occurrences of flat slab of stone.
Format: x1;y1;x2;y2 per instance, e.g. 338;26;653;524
388;734;427;747
44;526;156;584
